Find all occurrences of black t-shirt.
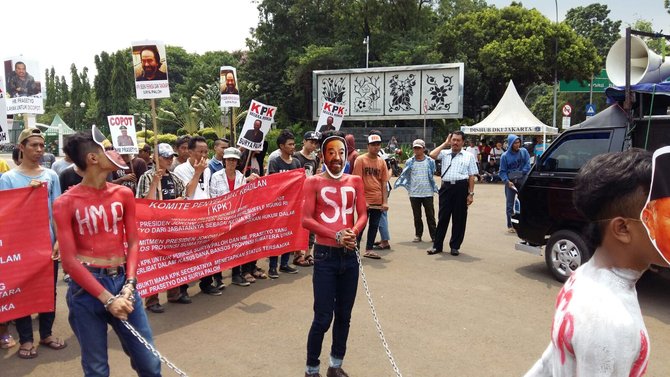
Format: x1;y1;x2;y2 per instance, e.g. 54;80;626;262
59;166;83;193
268;156;301;174
160;175;178;200
112;158;147;193
293;152;320;177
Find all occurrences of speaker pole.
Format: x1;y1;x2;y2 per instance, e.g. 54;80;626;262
624;27;632;115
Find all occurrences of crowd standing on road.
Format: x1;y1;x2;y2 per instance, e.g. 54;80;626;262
3;125;669;377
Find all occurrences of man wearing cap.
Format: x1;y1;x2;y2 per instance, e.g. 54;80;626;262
394;139;438;243
136;143;192;312
138;143;154;170
294;131;322;267
54;127;160;376
111;152;147;196
352;130;389;259
428;131;478;256
0;127;66;359
116;126;134;147
643;146;670;264
210;147;260;286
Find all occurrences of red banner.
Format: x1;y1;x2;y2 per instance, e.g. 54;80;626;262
0;185;55;322
135;170;308;297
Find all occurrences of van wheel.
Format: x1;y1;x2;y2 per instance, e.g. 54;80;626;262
545;230;591;283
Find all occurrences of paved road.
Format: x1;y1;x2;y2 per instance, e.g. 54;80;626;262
3;179;670;376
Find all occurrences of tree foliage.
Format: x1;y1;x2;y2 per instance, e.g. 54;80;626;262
565;3;621;58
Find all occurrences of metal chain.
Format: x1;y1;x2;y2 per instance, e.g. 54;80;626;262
121;320;189;377
354;248;404;377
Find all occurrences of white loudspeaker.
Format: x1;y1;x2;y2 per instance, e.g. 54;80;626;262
606;35;670;86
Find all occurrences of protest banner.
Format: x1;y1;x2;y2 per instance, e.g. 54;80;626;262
3;57;44;115
0;76;7;144
132;41;170;99
237;99;276;151
0;186;54;322
316;100;345;132
135;169;308;297
108;115;139;154
220;66;240;107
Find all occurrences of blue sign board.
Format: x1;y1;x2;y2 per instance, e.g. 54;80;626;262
585;104;596;116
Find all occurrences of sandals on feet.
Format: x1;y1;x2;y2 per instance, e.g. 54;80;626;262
252;268;268;279
363;251;381;259
39;337;67;350
293;253;312;267
18;345;37;359
304;254;314;266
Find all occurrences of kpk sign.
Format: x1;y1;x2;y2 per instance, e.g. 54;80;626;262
237;100;276;151
316;100;345;132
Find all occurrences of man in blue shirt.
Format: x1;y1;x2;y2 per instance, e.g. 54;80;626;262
499;134;531;233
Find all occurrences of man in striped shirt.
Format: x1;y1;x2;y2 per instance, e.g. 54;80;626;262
427;131;478;256
394;139;438;243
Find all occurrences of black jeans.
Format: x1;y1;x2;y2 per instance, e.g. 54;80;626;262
433;180;469;252
410;197;436;240
15;260;58;344
356;208;383;250
306;245;359;368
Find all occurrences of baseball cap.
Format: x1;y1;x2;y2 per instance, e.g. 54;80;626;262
92;125;128;169
412;139;425;148
223;147;241;160
304;131;320;141
158;143;178;158
17;127;44;144
140;143;152;152
368;134;382;144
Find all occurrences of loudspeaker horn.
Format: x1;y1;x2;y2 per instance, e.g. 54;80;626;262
606;35;670;86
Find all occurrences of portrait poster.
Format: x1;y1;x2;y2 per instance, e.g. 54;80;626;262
237;100;276;151
220;66;240;108
350;72;383;116
642;146;670;265
385;71;420;115
108;115;139;155
3;57;44;115
0;76;7;144
132;41;170;99
316;100;345;133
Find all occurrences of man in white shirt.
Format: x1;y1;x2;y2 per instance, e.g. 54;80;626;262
427;131;478;256
173;136;222;296
525;149;667;377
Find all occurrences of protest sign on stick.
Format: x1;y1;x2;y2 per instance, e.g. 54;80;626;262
108;115;139;155
132;41;170;100
316;100;345;132
237;100;276;151
220;66;240;108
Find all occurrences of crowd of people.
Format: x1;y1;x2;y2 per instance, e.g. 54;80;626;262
0;126;665;377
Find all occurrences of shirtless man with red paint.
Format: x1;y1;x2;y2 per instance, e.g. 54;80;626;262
302;132;368;377
525;149;668;377
53;127;161;377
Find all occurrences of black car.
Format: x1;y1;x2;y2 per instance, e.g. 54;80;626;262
513;103;670;282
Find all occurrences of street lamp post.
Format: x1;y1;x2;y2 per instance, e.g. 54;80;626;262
363;35;370;68
65;101;86;130
550;0;558;147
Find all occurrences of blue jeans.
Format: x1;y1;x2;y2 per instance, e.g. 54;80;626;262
356;208;383;250
505;184;516;228
306;245;359;368
268;252;291;269
15;260;58;344
378;211;390;241
66;269;161;377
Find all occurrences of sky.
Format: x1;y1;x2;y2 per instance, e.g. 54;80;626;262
2;1;668;86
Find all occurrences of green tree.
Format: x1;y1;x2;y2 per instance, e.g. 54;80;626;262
94;52;113;126
632;19;665;54
565;3;622;58
110;50;134;116
437;4;600;117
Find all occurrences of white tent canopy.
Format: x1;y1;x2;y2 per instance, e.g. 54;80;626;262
461;80;558;136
